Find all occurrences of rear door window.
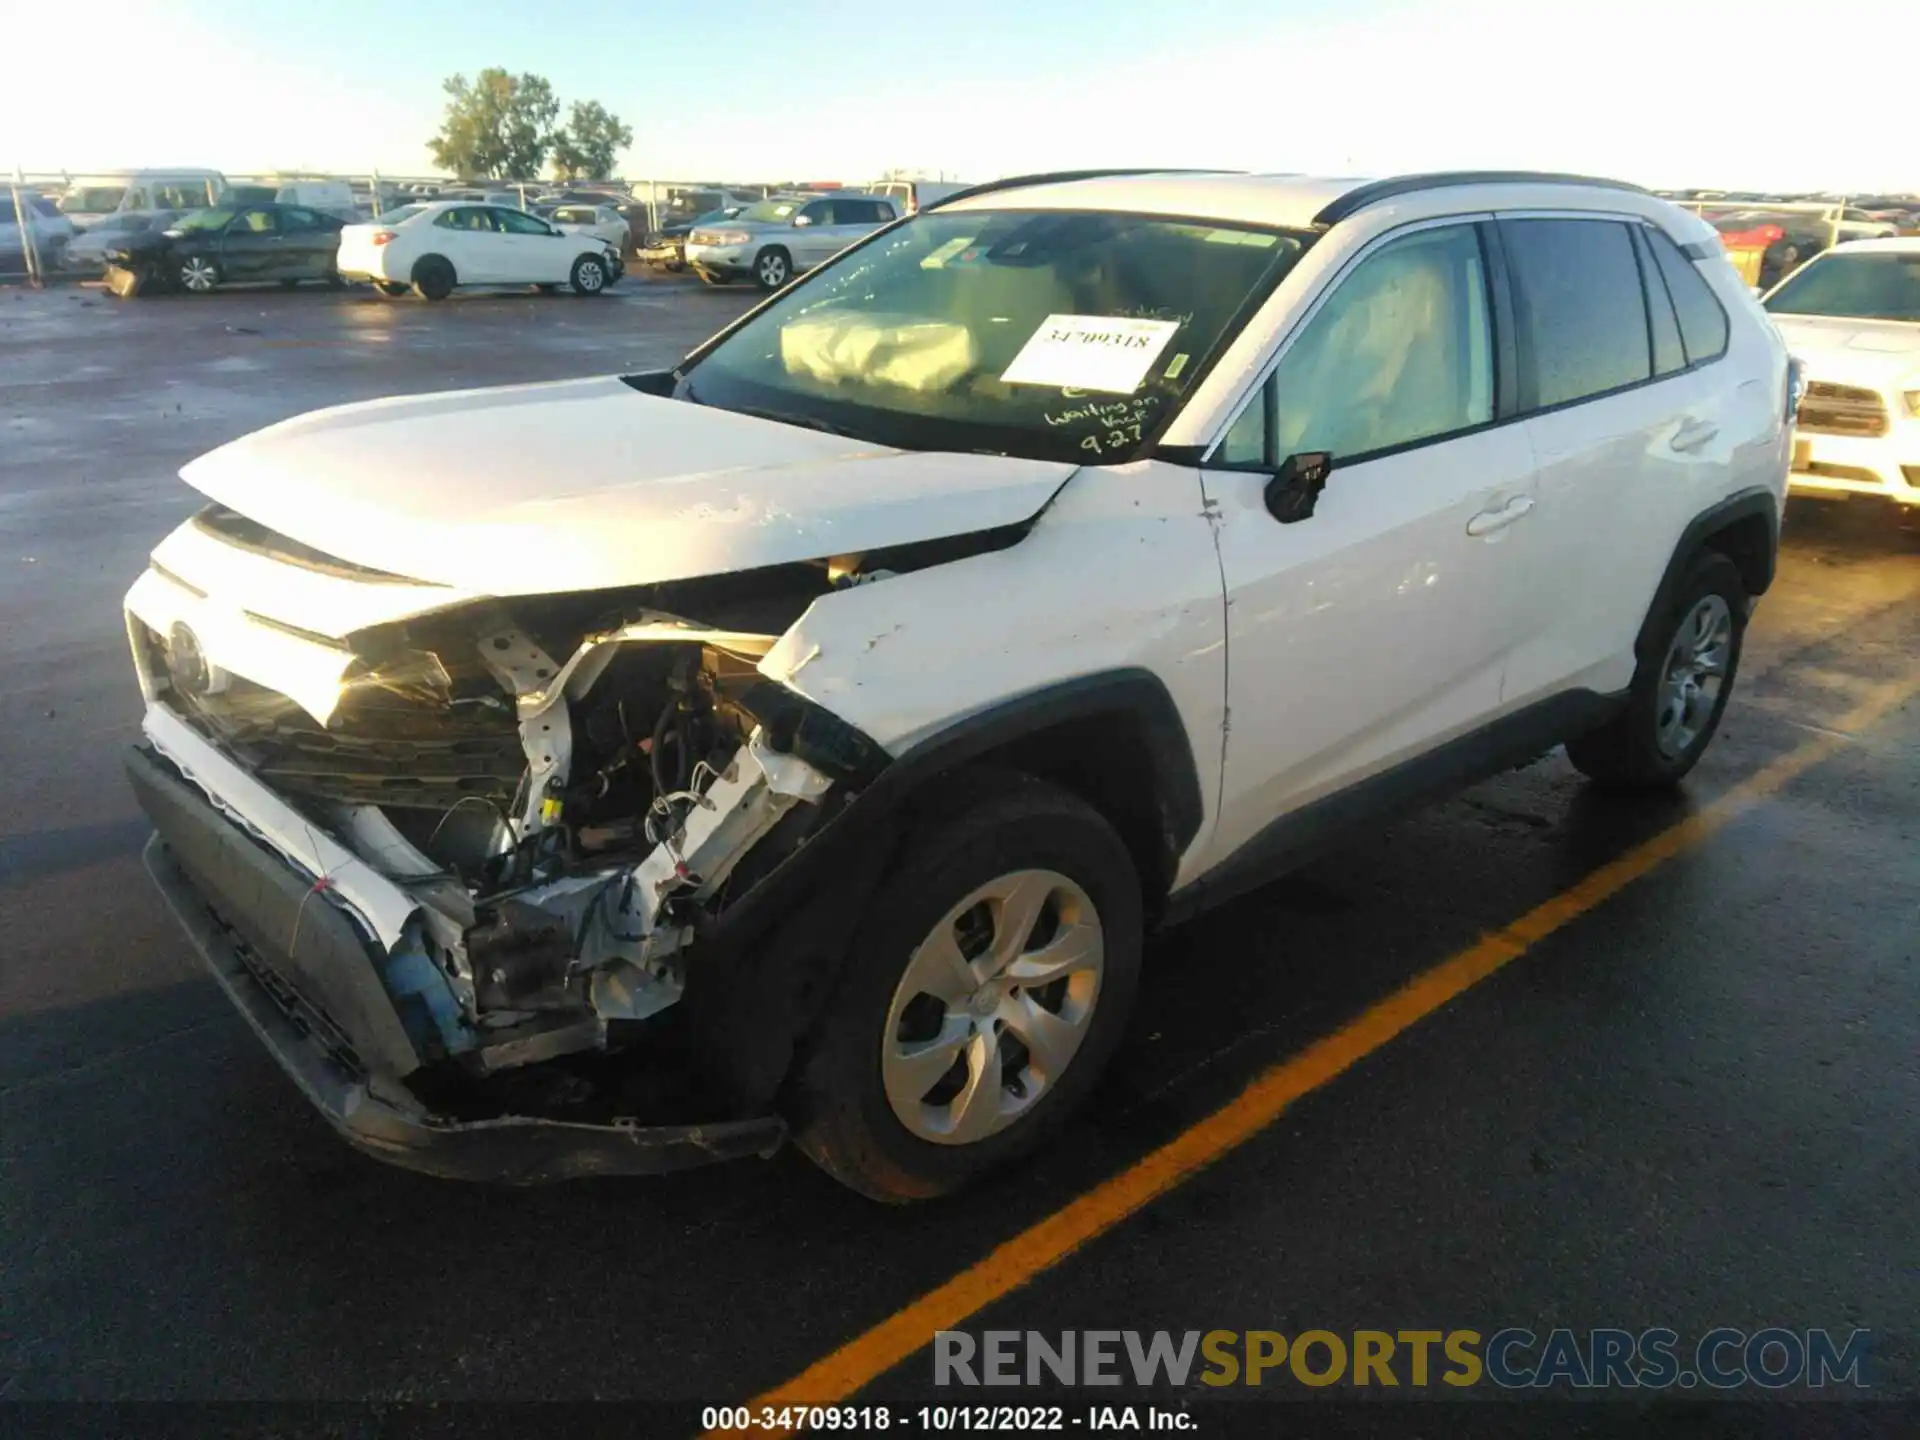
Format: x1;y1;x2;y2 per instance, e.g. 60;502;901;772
1644;227;1730;365
1500;218;1651;409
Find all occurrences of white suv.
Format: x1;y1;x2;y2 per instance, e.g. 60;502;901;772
123;170;1789;1200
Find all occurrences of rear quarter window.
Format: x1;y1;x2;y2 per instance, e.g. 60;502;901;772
1645;227;1730;365
1500;218;1652;410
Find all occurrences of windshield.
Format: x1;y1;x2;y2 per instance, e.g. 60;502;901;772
736;199;803;224
60;186;128;214
680;208;1313;464
171;208;235;233
1765;251;1920;322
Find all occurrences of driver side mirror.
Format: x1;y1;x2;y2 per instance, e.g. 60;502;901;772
1263;452;1333;525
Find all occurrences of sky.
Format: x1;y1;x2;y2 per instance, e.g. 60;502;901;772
5;0;1914;194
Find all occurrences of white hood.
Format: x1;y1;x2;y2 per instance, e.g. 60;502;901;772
179;376;1077;596
1770;315;1920;390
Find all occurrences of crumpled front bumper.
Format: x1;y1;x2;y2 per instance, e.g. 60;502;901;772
127;742;787;1183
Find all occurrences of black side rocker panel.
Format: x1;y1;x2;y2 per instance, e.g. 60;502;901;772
1164;688;1624;924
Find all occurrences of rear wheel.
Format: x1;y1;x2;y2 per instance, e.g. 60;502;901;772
569;252;609;295
1567;551;1747;789
753;246;792;291
177;255;220;293
411;255;455;302
791;772;1143;1202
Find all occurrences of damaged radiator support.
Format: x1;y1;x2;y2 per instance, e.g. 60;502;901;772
452;609;838;1070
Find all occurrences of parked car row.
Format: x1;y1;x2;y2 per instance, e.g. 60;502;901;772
94;199;624;302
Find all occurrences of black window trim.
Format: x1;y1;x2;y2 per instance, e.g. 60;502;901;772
1492;212;1735;425
1195;206;1739;474
1198;212;1512;474
1630;223;1687;377
1639;221;1731;370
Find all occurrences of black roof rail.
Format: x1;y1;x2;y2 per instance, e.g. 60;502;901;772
921;168;1242;212
1313;171;1651;226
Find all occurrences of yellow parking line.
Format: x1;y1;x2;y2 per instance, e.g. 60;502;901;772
709;668;1920;1436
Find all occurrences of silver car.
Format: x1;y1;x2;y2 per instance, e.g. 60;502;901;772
683;191;899;290
60;210;181;273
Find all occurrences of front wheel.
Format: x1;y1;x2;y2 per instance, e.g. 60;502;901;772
569;253;610;295
177;255;220;293
753;246;792;291
1567;550;1747;789
791;772;1143;1202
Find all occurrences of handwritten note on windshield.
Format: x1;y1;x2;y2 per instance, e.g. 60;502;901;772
1000;314;1181;395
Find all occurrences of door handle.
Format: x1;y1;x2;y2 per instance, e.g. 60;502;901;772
1670;418;1719;453
1466;495;1534;537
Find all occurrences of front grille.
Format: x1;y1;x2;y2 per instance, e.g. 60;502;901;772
1798;382;1890;438
140;620;524;811
201;892;366;1079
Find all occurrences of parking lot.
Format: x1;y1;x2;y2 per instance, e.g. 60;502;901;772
3;275;1918;1430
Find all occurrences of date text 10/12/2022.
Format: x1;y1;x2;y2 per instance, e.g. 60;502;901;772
702;1407;1193;1432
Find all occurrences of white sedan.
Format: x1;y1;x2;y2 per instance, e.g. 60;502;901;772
337;201;621;300
547;203;631;256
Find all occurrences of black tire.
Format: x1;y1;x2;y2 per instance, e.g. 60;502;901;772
411;255;455;302
374;280;408;297
569;252;609;295
1567;551;1747;790
790;771;1143;1202
752;246;792;291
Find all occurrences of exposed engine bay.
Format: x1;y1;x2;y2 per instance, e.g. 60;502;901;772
124;506;1011;1088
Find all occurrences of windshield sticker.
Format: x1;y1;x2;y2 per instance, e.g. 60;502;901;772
919;235;977;269
1163;353;1190;381
1000;314;1182;395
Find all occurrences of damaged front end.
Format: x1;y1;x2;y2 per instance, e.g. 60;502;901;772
123;504;945;1181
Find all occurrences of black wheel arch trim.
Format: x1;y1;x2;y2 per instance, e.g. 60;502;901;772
1636;486;1779;664
679;669;1205;1112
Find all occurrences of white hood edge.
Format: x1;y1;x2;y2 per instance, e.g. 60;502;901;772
1771;316;1920;389
178;376;1080;599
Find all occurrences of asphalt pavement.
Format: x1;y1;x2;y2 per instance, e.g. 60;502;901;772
2;277;1916;1434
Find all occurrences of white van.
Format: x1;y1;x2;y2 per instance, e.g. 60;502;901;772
274;181;358;219
869;178;969;214
57;170;227;226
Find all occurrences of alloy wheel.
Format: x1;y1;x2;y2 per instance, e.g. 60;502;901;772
1656;593;1733;758
179;258;217;292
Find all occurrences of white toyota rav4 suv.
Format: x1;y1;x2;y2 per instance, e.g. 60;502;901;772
124;170;1791;1201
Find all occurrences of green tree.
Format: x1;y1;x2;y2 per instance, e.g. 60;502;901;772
428;69;560;180
548;99;634;181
